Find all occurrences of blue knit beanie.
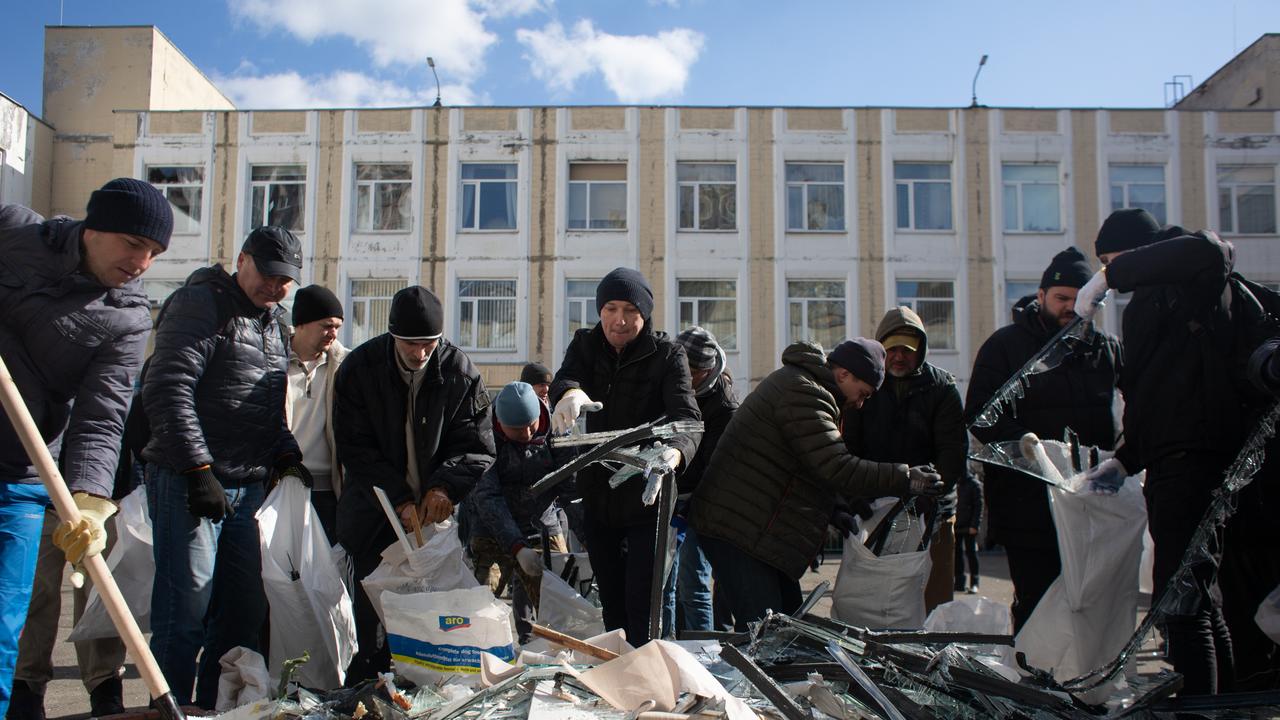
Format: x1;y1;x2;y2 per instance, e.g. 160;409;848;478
495;382;541;426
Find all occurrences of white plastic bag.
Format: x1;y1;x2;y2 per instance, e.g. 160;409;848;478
383;586;517;686
1015;447;1147;691
69;486;153;641
256;476;357;690
215;646;272;712
831;500;932;629
361;518;478;625
1256;582;1280;644
537;569;605;639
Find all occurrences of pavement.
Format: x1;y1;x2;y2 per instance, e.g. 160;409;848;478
40;546;1155;719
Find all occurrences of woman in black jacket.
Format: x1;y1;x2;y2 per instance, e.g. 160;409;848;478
548;268;701;646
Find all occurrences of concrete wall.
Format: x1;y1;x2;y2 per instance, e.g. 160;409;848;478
1178;35;1280;111
0;94;53;212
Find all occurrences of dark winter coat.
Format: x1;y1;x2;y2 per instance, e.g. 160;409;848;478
843;307;966;517
333;334;495;558
142;265;299;484
550;323;701;527
1106;230;1249;476
955;473;984;531
965;296;1121;548
680;372;738;495
690;342;910;579
0;206;151;497
463;404;578;553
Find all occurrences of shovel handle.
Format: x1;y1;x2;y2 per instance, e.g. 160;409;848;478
529;623;619;661
0;355;185;720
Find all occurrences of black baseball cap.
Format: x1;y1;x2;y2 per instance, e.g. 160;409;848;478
241;226;303;283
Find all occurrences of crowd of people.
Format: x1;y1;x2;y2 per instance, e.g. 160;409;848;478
0;177;1277;717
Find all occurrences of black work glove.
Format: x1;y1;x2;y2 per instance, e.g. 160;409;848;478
904;464;945;497
831;510;859;538
272;454;314;489
186;466;232;522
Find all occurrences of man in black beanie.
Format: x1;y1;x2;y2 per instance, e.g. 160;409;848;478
1075;209;1270;694
285;285;348;540
519;362;553;405
333;285;495;681
0;178;171;718
965;246;1122;634
691;339;942;629
548;267;701;645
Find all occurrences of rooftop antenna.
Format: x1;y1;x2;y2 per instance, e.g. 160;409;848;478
970;54;989;108
427;57;442;108
1164;75;1193;107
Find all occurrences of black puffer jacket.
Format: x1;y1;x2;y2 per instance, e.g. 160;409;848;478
550;324;701;527
334;334;495;558
965;296;1121;548
680;372;737;495
690;342;909;579
843;307;966;516
463;404;578;552
142;265;298;484
955;473;984;531
0;206;151;497
1106;230;1247;475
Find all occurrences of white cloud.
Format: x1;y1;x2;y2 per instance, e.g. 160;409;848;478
516;20;704;102
229;0;544;80
647;0;681;6
213;70;482;109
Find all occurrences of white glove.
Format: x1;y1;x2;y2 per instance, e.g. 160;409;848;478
551;389;603;434
1074;269;1110;320
1085;457;1127;495
659;447;682;472
515;547;544;576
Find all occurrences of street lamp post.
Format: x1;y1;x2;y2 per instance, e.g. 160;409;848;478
970;54;989;108
428;56;442;108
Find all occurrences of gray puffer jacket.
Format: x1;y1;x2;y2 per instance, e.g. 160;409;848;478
142;265;298;484
0;205;151;497
690;341;909;579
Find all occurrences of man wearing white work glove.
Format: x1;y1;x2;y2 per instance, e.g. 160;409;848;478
515;547;544;577
548;267;701;646
550;388;603;435
1083;457;1127;494
1073;268;1109;321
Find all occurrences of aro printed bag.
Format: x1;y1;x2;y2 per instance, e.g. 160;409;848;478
382;585;517;686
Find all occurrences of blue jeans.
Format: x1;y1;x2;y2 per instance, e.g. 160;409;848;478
0;483;50;717
699;534;801;631
146;465;267;709
661;527;715;636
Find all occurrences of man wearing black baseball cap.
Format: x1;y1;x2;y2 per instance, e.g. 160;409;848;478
333;285;495;682
140;226;305;707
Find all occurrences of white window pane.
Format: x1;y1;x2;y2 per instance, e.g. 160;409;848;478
356;186;372;229
917;299;955;349
1110;184;1125;211
253;165;305;182
462;163;516;180
1005;280;1039;315
895;163;949;180
678;185;695;229
1003;164;1056;182
788;301;804;344
460;183;476;229
1002;184;1018;231
895;183;910;229
699;299;737;350
1021;184;1061;232
1239;185;1277;234
568;183;588;229
1110;165;1164;183
699;184;735;230
478;181;516;229
677;162;735;182
787;185;804;230
1219;165;1275;184
914;182;952;230
809;300;846;350
786;163;843;183
1128;184;1166;225
567;279;598;297
1219;186;1235;233
589;183;627;229
807;184;844;231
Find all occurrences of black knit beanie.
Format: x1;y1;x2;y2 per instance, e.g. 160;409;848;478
827;338;887;390
388;286;444;340
595;267;654;318
85;178;174;250
1095;208;1162;256
520;362;553;385
292;285;344;326
1039;247;1093;289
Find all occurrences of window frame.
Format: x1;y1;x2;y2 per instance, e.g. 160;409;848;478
567;162;628;232
353;162;413;233
676;278;739;351
1217;164;1277;236
348;277;408;347
785;162;847;233
785;279;848;349
456;278;519;353
564;278;601;350
459;162;518;232
895;279;957;351
1108;164;1167;225
676;162;737;232
249;164;307;233
1001;162;1062;234
147;165;205;235
893;162;953;232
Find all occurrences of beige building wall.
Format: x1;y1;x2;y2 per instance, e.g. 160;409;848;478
1177;34;1280;111
0;93;53;212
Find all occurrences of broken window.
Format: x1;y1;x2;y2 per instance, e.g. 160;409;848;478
355;163;412;232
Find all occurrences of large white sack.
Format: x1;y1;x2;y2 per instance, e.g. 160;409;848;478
69;486;152;642
256;476;357;690
360;518;478;625
538;569;605;639
1256;582;1280;644
831;499;932;629
383;586;517;686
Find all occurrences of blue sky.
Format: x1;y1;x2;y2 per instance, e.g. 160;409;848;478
3;0;1278;116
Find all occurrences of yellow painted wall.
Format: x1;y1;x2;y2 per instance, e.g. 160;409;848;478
856;109;885;332
746;108;775;383
964;109;996;346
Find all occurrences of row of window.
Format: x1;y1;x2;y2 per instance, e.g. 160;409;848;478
146;161;1280;238
335;277;958;355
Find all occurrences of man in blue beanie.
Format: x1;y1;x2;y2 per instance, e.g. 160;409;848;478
462;382;579;643
0;177;172;717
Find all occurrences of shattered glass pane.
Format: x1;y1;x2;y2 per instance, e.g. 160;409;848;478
970;317;1092;429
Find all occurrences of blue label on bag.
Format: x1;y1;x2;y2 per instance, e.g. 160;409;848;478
388;634;515;674
439;615;470;632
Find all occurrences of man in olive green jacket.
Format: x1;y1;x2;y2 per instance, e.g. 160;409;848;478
690;339;943;629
